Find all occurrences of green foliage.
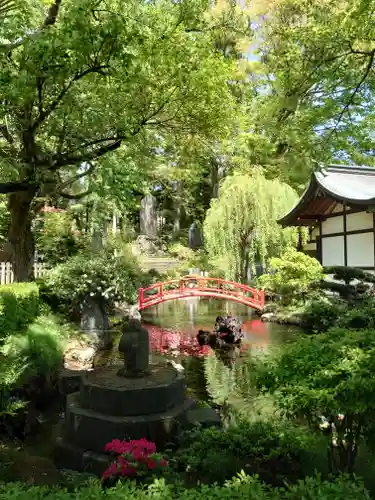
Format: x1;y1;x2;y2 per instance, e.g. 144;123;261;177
42;250;142;314
324;267;375;285
0;313;70;419
203;171;300;282
35;211;88;267
167;243;195;262
257;0;375;167
1;314;67;381
0;195;10;244
251;327;375;474
0;474;370;499
174;421;323;486
0;283;39;340
0;354;28;417
300;298;343;333
259;250;324;305
301;296;375;334
0;0;246;281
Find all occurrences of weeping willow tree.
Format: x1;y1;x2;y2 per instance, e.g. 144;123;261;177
203;170;300;282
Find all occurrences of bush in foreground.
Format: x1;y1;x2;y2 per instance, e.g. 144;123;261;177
251;328;375;474
173;421;326;486
0;283;40;341
0;474;370;499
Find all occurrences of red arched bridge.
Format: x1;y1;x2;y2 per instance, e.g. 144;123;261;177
138;276;265;311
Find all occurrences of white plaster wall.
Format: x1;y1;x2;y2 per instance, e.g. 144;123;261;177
347;232;374;267
346;211;373;232
322;236;345;266
321;215;343;235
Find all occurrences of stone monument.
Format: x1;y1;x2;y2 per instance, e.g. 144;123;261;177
188;222;203;249
140;194;157;238
80;295;111;349
55;319;217;476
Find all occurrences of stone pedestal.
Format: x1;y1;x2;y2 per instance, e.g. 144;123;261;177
54;363;196;475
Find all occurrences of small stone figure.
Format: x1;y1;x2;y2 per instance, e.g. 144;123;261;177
117;319;150;378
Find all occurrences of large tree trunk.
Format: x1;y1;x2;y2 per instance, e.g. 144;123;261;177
7;190;36;282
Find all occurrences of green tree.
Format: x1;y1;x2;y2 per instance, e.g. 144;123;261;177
0;0;243;281
203;170;299;282
251;328;375;474
259;249;324;305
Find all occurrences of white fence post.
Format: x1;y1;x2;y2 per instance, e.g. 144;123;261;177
0;262;46;285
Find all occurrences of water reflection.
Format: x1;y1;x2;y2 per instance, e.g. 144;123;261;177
142;298;297;356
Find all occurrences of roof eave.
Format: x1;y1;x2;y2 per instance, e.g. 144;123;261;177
278;170;375;227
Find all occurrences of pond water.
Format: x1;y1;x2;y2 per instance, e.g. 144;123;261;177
98;298;299;411
142;298;297;351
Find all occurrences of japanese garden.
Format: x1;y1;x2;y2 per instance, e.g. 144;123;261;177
1;0;375;499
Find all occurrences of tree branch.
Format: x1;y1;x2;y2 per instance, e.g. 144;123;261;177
44;0;62;27
57;188;91;200
58;162;95;190
0;181;38;194
328;48;375;138
52;139;122;167
33;65;110;130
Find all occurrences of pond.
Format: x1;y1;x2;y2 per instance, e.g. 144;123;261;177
99;298;300;414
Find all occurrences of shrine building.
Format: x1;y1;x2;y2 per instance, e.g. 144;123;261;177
278;165;375;271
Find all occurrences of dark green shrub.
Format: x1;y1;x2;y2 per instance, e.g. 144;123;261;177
0;283;39;340
173;421;324;486
0;474;370;499
251;327;375;474
1;314;67;381
301;299;342;333
301;298;375;333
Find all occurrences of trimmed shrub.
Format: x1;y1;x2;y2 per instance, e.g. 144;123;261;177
173;421;325;486
0;474;370;499
259;250;324;305
0;283;39;340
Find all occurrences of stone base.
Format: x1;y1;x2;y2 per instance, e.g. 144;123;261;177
54;437;111;476
185;407;222;429
63;392;196;453
58;369;87;396
80;364;186;416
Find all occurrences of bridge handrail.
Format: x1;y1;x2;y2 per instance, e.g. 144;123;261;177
139;277;264;306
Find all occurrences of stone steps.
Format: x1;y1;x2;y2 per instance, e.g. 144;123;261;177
140;257;180;273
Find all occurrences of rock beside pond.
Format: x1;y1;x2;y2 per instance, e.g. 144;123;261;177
261;312;278;323
114;302;141;322
64;336;98;371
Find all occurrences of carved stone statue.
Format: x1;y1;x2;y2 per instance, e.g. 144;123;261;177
117;319;150;378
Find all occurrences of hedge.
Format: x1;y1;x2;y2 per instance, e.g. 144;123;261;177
0;474;370;500
0;283;39;340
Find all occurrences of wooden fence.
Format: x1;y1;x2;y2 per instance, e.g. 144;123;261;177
0;262;46;285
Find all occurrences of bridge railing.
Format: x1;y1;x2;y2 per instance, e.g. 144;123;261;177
139;276;265;310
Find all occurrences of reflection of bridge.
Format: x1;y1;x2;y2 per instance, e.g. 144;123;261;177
139;277;265;311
